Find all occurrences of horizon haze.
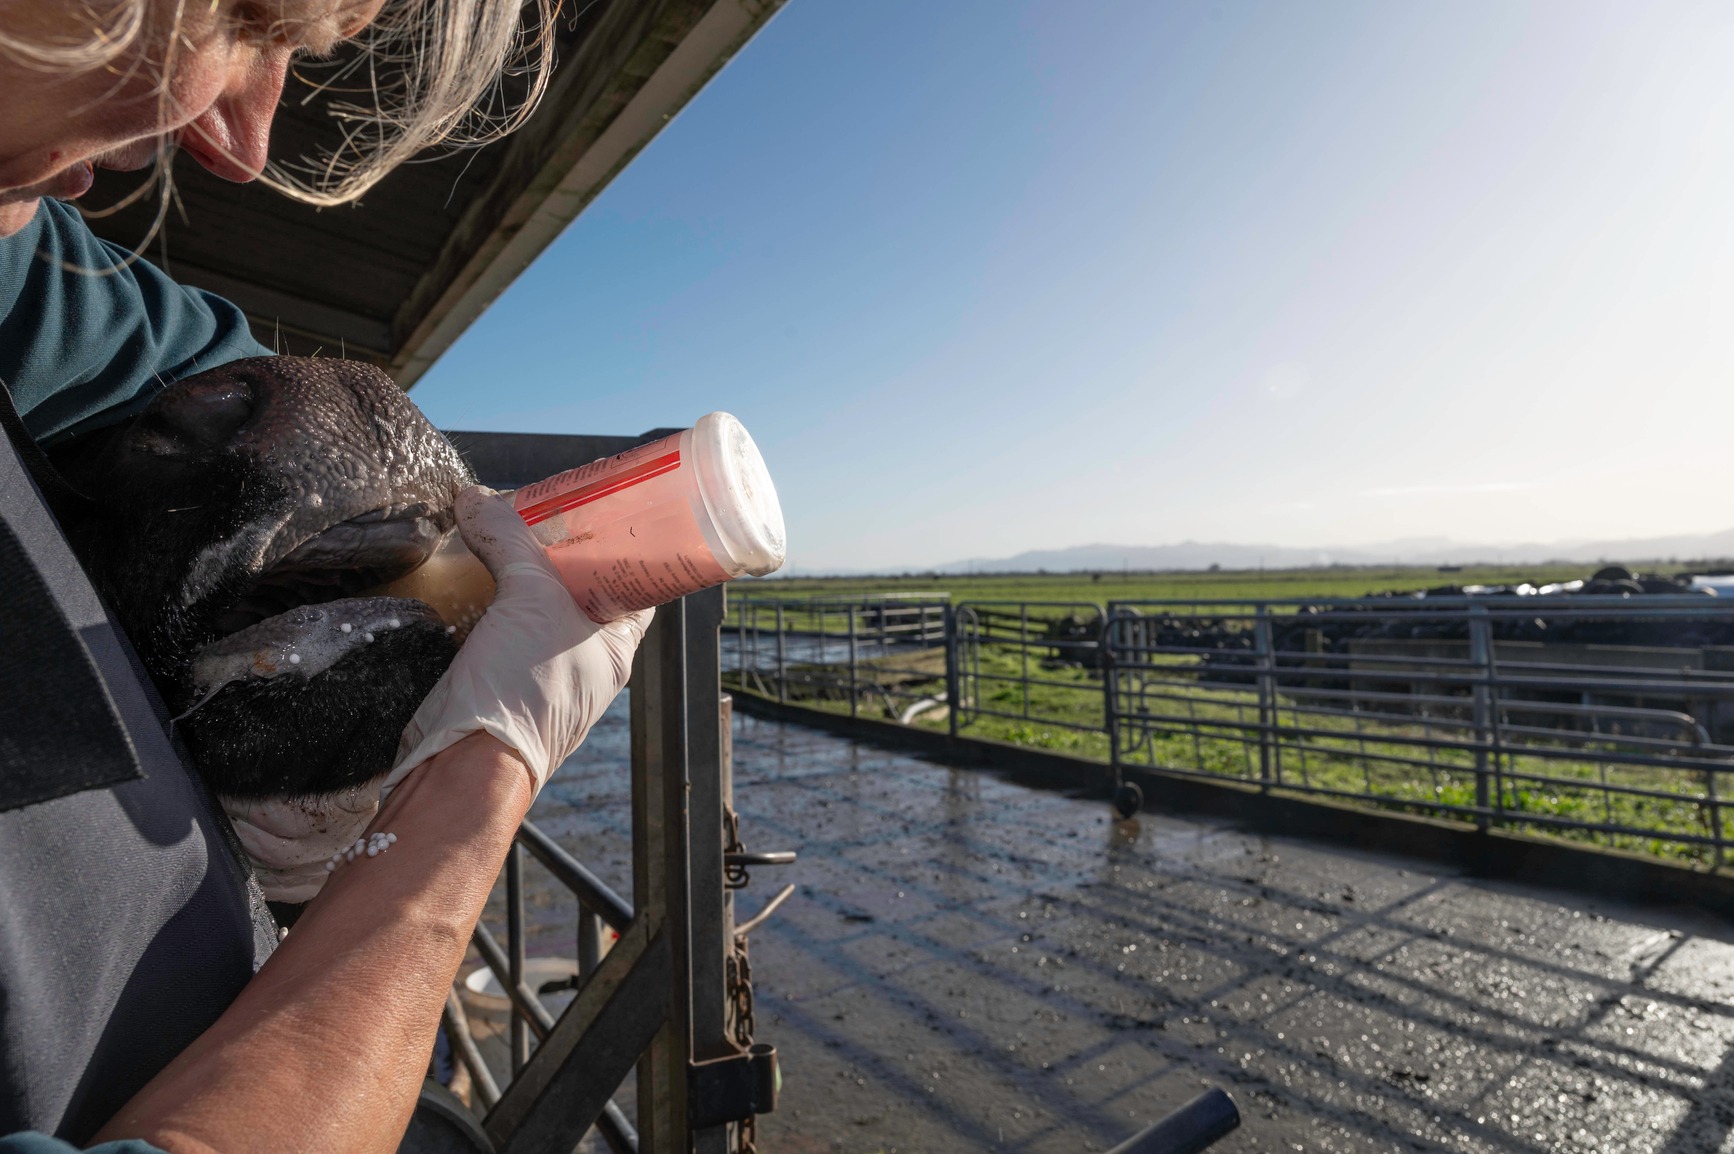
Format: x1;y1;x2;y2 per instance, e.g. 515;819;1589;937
777;523;1734;577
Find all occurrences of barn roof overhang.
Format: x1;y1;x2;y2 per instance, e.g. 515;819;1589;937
85;0;785;389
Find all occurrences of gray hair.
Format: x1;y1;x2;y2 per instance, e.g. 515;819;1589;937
0;0;559;206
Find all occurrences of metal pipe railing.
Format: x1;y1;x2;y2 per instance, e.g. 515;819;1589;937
726;592;1734;861
516;819;634;932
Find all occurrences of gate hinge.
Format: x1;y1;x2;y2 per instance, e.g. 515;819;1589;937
687;1043;780;1129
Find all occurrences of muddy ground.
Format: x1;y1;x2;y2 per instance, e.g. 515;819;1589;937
485;699;1734;1154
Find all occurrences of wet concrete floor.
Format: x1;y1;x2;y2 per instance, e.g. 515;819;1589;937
496;700;1734;1153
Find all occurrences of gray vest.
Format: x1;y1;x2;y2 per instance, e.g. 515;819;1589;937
0;425;276;1142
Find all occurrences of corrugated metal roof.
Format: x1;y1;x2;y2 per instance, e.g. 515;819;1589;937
84;0;784;389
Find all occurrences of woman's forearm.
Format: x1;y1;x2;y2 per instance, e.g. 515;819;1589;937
95;733;534;1154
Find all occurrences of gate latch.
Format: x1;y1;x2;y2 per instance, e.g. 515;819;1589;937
688;1043;779;1129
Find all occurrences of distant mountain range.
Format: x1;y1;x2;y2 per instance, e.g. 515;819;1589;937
926;527;1734;575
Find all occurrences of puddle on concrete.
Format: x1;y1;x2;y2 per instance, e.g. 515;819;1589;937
487;700;1734;1154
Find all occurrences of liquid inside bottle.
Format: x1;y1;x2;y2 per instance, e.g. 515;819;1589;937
376;529;497;643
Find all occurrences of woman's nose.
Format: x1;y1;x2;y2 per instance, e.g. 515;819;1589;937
180;52;291;182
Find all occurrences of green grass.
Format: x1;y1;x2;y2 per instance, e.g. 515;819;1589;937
732;562;1604;607
724;611;1734;868
724;562;1734;868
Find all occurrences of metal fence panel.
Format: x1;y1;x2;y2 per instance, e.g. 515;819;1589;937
727;595;952;723
1105;596;1734;863
729;592;1734;865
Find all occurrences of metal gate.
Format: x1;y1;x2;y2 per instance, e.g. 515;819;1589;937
440;433;794;1153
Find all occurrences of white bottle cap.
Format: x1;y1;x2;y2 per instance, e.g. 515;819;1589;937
689;412;786;577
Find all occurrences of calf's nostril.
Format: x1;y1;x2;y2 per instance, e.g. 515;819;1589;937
144;378;255;452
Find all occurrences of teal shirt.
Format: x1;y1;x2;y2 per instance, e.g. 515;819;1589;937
0;1136;164;1154
0;198;270;443
0;199;265;1150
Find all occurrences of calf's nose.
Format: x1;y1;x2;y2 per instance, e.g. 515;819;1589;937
138;376;255;455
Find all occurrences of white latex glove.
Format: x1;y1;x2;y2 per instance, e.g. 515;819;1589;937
384;485;653;798
222;785;384;903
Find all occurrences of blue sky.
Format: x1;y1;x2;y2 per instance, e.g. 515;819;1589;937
411;0;1734;572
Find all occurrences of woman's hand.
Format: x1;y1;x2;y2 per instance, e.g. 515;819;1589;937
387;485;652;798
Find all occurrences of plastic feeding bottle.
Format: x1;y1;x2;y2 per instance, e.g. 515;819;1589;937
376;412;785;637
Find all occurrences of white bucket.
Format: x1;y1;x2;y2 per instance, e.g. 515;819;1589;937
460;956;581;1022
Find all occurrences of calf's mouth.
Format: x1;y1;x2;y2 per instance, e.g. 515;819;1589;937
189;500;457;701
208;501;450;635
169;497;463;802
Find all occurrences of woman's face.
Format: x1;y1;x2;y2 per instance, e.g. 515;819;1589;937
0;0;385;237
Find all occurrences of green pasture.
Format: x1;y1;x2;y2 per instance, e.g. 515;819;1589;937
733;561;1617;608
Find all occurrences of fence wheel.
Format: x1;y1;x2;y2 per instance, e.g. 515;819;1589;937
1113;781;1143;819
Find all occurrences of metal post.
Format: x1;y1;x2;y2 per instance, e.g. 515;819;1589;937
627;588;735;1153
848;606;859;719
1708;763;1724;870
1105;608;1122;791
944;605;961;739
1253;608;1275;791
1021;603;1032;719
1468;605;1493;832
775;603;787;705
578;911;602;983
686;589;731;1154
506;842;529;1074
717;690;738;1031
735;597;747;692
632;600;691;1151
445;990;502;1110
